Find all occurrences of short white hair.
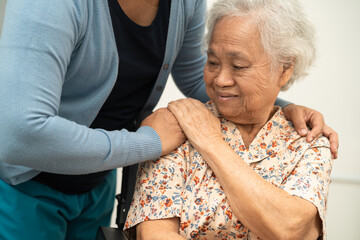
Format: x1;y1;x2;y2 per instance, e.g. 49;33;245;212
205;0;317;90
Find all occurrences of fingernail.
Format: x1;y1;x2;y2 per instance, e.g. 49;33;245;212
300;129;308;135
308;137;314;142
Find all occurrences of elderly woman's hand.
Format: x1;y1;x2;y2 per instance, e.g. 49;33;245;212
282;104;339;159
168;98;222;151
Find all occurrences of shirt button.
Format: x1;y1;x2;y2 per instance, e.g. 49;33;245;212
163;64;169;70
156;86;163;91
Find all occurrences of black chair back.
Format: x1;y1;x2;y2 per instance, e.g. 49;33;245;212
116;164;139;229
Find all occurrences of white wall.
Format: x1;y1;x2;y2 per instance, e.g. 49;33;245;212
277;1;360;238
1;1;358;239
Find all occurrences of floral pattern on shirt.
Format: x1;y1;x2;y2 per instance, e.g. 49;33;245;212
125;101;332;239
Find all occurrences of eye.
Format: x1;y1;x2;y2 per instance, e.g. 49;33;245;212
208;60;218;66
233;65;246;70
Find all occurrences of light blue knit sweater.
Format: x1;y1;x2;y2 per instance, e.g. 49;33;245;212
0;0;209;184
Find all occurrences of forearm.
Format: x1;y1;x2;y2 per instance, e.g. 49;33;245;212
198;141;320;239
137;231;185;240
0;113;162;174
136;218;185;240
0;1;164;174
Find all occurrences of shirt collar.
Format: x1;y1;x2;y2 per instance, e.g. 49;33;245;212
205;101;300;165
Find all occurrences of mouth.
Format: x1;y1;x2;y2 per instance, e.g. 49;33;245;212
216;92;238;101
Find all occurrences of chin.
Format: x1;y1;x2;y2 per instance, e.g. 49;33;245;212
217;106;240;119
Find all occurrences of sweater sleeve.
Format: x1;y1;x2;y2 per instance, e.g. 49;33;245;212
0;0;162;175
170;0;209;103
275;98;293;108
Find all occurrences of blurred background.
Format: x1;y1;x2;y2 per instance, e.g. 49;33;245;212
1;0;359;239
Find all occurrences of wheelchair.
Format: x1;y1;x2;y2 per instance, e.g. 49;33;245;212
96;164;138;240
97;113;150;240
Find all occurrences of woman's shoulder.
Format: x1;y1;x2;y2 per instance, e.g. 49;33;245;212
204;100;221;118
180;0;206;11
175;0;207;24
308;135;331;149
2;0;100;36
276;109;330;149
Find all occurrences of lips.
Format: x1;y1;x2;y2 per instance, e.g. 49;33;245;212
216;92;238;99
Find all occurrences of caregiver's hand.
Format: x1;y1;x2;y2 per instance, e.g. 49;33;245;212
141;108;186;156
282;104;339;159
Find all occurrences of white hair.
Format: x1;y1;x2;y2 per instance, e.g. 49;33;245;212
205;0;317;90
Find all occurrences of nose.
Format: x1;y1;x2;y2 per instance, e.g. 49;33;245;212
214;67;235;88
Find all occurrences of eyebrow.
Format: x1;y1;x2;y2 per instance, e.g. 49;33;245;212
207;49;250;62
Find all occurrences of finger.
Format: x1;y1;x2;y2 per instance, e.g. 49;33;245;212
184;98;204;113
306;124;322;142
305;111;324;142
168;99;191;111
329;134;338;160
330;134;339;159
323;126;339;159
188;98;203;107
168;101;198;133
168;99;203;118
167;102;185;120
331;149;338;160
288;109;309;137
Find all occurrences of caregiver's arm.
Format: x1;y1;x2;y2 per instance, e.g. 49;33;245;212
0;1;179;174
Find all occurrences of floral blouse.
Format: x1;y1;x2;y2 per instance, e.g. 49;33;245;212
125;101;333;239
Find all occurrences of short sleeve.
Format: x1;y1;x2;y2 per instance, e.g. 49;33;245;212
124;145;188;230
280;138;332;237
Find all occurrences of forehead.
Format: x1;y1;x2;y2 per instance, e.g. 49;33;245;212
209;15;263;57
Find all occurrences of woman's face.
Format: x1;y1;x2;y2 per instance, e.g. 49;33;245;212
204;16;291;124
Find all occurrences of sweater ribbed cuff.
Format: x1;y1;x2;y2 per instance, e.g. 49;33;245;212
126;126;162;165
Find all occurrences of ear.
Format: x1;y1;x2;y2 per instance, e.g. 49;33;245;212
278;61;295;88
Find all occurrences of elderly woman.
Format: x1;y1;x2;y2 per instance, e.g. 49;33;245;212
124;0;332;239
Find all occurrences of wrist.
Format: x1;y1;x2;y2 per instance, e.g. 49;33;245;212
282;103;295;110
196;138;229;162
194;134;223;150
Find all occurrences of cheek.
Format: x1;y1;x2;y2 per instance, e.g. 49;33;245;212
234;75;262;96
240;70;271;94
237;74;280;105
203;70;215;95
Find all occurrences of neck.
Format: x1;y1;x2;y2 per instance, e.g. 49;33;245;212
235;106;277;148
117;0;160;26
